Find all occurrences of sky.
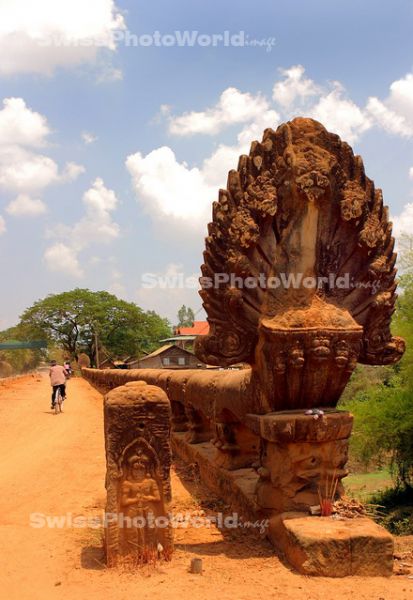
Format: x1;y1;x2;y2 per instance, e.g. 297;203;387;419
1;0;413;328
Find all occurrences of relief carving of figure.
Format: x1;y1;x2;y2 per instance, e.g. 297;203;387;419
120;454;162;550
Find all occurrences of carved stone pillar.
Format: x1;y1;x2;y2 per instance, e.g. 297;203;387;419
247;410;353;513
184;403;212;443
212;418;259;470
171;401;188;432
252;305;363;413
104;381;173;566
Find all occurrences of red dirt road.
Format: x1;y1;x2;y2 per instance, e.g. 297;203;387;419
0;374;412;600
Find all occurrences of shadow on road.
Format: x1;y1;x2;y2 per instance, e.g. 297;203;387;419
80;545;106;570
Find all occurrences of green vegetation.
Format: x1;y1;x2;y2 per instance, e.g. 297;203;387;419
339;267;413;533
177;305;195;327
0;289;172;371
340;274;413;490
369;487;413;536
345;469;393;502
0;326;44;374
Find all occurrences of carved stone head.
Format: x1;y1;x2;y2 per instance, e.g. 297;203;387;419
195;118;405;411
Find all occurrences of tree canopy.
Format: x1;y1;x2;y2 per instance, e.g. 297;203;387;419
0;326;44;374
340;268;413;488
177;305;195;327
17;289;171;365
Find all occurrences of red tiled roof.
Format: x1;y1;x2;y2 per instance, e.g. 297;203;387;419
175;321;209;336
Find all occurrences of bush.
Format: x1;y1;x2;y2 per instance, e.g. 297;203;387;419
342;378;413;486
369;487;413;535
340;274;413;487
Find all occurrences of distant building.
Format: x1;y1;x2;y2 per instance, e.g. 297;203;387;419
160;321;209;351
99;351;150;370
128;344;205;369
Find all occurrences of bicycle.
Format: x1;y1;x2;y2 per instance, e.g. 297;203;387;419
54;387;63;414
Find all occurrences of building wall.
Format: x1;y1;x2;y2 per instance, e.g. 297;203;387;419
130;346;204;369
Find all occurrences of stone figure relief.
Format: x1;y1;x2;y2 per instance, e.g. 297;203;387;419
120;450;163;551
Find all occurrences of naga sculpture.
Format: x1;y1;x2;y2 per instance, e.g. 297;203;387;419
89;117;403;576
195;117;405;412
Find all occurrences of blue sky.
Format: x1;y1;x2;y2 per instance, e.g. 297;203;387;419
1;0;413;328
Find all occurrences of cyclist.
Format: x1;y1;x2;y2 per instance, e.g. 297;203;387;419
49;360;69;410
63;360;72;377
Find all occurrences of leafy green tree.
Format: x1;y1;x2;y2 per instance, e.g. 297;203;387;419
340;272;413;487
0;326;44;373
19;289;171;365
177;305;195;327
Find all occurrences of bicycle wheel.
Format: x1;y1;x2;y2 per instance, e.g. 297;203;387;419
55;389;62;414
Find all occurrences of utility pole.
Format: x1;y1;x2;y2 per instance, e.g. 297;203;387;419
94;329;100;369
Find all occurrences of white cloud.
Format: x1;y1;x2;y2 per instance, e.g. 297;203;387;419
309;82;372;144
71;177;120;247
0;146;59;192
0;97;50;146
272;65;320;108
44;178;120;277
126;147;216;221
272;66;413;143
6;194;47;217
387;73;413;128
271;66;372;143
0;145;84;201
0;97;84;218
366;97;413;137
0;0;125;76
168;87;270;136
392;203;413;238
61;162;86;181
129;65;413;238
136;263;201;323
200;143;242;189
390;168;413;237
49;177;120;249
127;108;281;227
235;109;280;148
44;242;84;278
96;65;123;84
108;264;126;297
81;131;98;145
363;71;413;138
196;109;280;190
0;215;6;235
83;177;118;215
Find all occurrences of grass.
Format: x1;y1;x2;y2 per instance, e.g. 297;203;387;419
344;470;413;535
344;469;393;502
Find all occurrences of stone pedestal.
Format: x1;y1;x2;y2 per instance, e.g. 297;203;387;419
247;410;353;512
104;381;173;566
252;310;362;412
212;419;259;470
269;513;394;576
184;403;212;443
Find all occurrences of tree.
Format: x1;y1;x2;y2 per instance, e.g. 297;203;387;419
340;272;413;487
0;326;44;374
177;305;195;327
19;289;171;365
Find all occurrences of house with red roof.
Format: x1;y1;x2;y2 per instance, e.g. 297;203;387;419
160;320;209;351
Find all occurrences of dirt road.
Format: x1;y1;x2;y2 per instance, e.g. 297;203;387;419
0;374;412;600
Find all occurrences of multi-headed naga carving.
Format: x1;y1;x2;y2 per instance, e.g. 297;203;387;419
195;117;405;411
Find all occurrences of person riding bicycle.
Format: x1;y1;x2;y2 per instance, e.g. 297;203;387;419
63;360;72;378
49;360;69;410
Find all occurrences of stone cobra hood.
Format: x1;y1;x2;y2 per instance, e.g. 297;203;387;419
195;117;405;410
